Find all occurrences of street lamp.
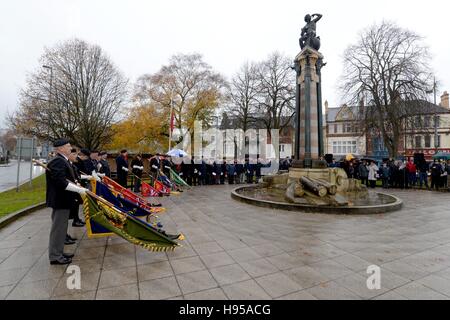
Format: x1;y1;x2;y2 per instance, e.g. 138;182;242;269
43;65;53;160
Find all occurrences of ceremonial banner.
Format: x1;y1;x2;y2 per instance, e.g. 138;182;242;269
141;181;161;197
82;192;183;251
103;176;162;211
103;176;126;193
170;168;190;188
154;179;170;195
96;181;165;216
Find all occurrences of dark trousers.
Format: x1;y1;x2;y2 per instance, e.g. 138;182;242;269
118;174;127;188
228;175;234;184
192;174;198;186
369;179;376;188
69;202;81;223
134;175;142;192
360;178;368;187
419;172;429;188
49;208;70;261
431;176;439;190
382;177;389;188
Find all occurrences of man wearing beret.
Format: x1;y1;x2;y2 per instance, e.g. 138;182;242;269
46;138;88;265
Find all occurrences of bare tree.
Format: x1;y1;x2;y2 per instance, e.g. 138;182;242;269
340;21;434;157
226;62;260;133
134;53;226;147
9;39;128;150
0;129;17;155
256;52;296;134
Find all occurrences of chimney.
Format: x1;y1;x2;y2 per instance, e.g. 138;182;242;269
324;100;329;114
440;91;449;108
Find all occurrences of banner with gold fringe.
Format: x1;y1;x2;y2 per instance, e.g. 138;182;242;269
82;191;184;251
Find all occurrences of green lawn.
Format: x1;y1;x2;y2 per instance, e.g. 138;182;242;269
0;174;46;218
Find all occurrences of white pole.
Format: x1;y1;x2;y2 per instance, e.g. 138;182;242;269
16;137;22;192
29;137;35;187
168;90;174;153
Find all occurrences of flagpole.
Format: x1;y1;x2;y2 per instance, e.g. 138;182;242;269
168;89;174;153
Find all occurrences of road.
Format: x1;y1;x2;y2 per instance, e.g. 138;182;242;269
0;160;45;192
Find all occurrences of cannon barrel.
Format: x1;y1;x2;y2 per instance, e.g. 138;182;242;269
300;176;327;197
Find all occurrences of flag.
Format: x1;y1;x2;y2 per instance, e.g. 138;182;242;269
102;177;164;214
170;168;190;188
81;192;183;251
103;176;126;193
96;180;165;219
141;181;161;197
154;179;170;195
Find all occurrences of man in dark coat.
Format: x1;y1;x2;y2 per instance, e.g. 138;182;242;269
68;148;86;229
200;157;207;185
116;149;129;187
78;148;95;176
99;151;111;177
220;160;227;184
149;153;161;180
131;154;144;192
191;157;198;186
162;156;172;177
46;139;88;265
430;160;443;190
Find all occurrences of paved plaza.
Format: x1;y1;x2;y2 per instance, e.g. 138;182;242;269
1;185;450;300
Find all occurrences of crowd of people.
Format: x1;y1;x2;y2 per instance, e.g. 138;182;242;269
114;150;269;193
332;157;450;190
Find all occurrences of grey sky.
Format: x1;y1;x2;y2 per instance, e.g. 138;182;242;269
1;0;449;128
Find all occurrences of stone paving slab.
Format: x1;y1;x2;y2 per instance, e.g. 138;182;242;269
1;185;450;299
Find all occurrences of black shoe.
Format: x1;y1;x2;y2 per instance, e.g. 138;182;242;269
63;253;74;259
50;257;72;265
72;221;85;227
66;234;77;241
151;203;162;207
64;239;76;245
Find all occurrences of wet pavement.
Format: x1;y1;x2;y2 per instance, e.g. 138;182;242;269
1;184;450;300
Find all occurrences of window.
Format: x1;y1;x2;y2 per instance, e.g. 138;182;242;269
436;135;441;148
332;141;357;154
415;136;422;148
346;123;352;133
434;116;440;128
334;124;338;133
425;135;431;148
279;144;285;152
424;116;431;128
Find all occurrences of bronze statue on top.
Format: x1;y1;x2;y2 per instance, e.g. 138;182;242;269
299;13;322;50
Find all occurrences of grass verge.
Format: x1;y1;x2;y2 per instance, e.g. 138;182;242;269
0;174;46;218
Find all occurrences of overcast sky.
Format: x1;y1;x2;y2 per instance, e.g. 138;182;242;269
1;0;449;128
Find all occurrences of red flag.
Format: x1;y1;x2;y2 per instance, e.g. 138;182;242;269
154;180;170;195
103;176;125;193
141;181;160;197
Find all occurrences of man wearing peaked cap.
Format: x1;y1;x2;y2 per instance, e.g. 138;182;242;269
46;138;88;265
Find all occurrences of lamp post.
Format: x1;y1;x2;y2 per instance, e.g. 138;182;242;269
43;65;53;160
168;89;174;153
432;78;439;154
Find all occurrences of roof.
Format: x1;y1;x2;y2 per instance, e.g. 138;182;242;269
326;100;450;122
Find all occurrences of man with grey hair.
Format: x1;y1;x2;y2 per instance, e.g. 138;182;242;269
46;138;88;265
